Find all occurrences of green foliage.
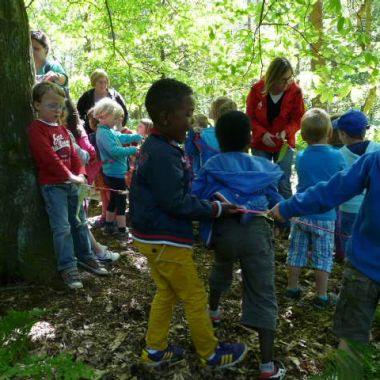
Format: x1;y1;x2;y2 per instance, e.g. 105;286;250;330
27;0;380;121
0;309;99;380
310;341;380;380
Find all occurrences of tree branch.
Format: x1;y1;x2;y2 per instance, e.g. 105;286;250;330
25;0;35;8
104;0;116;53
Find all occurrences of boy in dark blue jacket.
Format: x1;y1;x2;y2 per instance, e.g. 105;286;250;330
129;78;247;369
270;150;380;354
192;111;285;380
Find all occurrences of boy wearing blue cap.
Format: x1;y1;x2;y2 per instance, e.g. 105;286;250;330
333;109;380;257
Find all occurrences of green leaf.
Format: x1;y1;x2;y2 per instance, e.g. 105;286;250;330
337;16;345;33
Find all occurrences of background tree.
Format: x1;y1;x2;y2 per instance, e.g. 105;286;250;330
0;0;56;284
27;0;380;126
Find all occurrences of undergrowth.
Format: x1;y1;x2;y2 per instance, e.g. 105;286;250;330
0;309;100;380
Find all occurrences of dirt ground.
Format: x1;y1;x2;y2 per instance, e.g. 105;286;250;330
0;205;360;380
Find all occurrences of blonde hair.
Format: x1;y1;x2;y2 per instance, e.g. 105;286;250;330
301;108;332;144
193;114;209;128
264;57;294;95
210;97;237;121
93;98;124;120
32;82;65;103
90;69;109;87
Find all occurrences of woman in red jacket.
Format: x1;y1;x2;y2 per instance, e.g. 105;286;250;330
246;57;305;199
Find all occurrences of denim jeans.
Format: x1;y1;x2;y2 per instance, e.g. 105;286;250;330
252;147;294;199
41;183;95;272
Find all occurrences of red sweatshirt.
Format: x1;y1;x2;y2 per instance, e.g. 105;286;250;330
28;120;85;185
246;79;305;153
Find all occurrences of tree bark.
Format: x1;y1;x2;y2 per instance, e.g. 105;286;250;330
0;0;57;284
309;0;325;108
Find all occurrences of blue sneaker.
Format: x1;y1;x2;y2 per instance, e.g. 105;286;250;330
140;345;185;367
203;342;247;369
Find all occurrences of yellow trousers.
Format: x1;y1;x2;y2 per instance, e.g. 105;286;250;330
134;241;218;359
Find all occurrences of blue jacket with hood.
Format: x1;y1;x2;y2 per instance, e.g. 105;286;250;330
192;152;284;245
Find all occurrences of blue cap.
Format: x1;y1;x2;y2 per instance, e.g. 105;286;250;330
333;109;369;136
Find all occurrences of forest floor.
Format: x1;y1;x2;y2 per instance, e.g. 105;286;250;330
0;204;379;380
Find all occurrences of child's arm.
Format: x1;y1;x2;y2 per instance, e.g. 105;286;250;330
147;152;221;220
115;131;143;145
28;126;77;181
276;153;373;220
98;130;138;159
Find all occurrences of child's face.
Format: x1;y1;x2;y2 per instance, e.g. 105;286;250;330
159;95;195;143
34;91;65;124
97;111;117;127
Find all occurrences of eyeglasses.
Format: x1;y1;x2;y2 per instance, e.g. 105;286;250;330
278;75;293;84
41;103;65;112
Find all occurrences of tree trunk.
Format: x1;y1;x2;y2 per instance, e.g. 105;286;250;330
309;0;325;108
357;0;377;116
0;0;57;284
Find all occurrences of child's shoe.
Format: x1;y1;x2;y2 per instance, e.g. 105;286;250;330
140;345;185;367
96;247;120;262
285;287;303;300
313;293;337;309
61;267;83;289
78;259;109;276
209;308;221;329
259;361;286;379
202;342;247;369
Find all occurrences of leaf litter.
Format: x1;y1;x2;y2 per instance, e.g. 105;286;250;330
0;206;351;379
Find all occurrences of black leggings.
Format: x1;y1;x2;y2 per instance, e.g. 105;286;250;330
104;175;127;216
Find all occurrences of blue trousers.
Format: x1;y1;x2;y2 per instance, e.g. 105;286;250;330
41;183;95;271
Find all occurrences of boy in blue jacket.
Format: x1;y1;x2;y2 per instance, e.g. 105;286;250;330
332;109;380;257
270;150;380;353
192;111;285;380
129;78;247;368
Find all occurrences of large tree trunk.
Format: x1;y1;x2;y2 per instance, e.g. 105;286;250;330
0;0;57;284
309;0;325;108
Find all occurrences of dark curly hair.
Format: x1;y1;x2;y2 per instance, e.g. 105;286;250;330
215;111;251;152
145;78;193;123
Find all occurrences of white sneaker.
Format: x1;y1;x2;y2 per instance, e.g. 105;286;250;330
97;249;120;262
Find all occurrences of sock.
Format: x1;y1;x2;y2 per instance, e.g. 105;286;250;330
318;294;328;301
260;361;275;373
209;308;220;318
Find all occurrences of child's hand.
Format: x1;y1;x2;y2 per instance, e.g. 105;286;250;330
69;173;87;185
220;203;241;217
268;204;285;222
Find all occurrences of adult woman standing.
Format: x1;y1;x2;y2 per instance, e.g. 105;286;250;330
77;69;129;135
31;30;68;88
246;57;305;199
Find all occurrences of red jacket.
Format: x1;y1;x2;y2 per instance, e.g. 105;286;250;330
246;79;305;153
28;120;85;185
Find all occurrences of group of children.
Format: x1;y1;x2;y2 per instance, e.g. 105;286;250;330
28;76;379;378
